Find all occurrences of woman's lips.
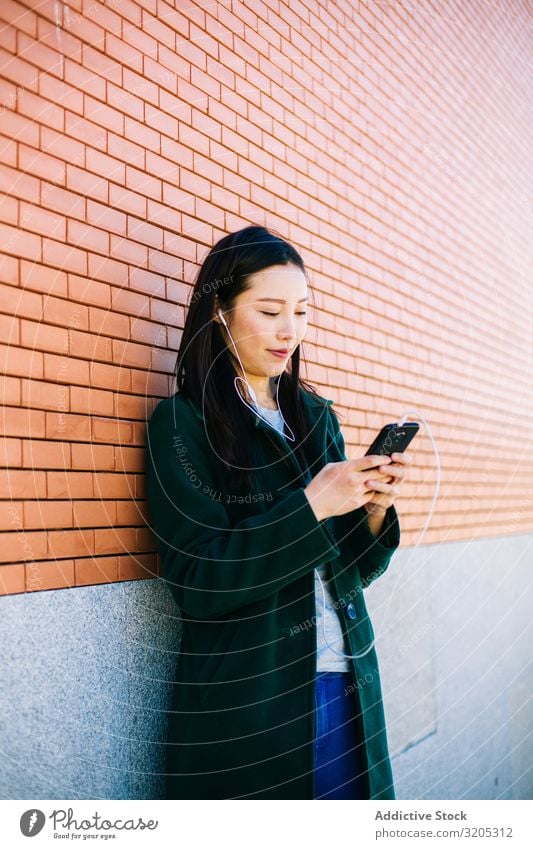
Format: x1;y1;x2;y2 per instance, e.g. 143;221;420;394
268;350;289;358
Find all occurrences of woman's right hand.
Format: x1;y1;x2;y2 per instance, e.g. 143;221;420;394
303;455;393;522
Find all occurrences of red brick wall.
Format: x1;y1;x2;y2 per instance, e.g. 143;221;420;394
1;1;532;595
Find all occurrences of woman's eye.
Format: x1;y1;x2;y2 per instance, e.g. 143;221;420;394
260;311;307;317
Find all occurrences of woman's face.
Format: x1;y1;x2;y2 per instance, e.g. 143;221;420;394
216;263;309;384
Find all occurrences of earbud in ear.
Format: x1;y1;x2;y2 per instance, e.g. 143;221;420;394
217;308;227;327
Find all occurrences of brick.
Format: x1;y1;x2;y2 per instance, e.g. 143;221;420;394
118;498;147;525
70;386;114;416
2;405;44;438
20;260;67;297
68;273;110;308
0;437;22;466
44;352;90;385
0;0;37;37
123;67;159;106
42;238;87;275
124;115;160;154
86;148;126;184
110;233;148;268
92;473;131;501
20;201;66;241
113;439;144;472
26;559;76;592
127;216;163;249
107;133;145;169
41;294;89;331
0;469;46;499
165;232;196;261
21;377;67;414
158;0;189;37
149;348;173;384
64;327;112;364
151;294;184;324
110;289;148;323
105;33;143;73
107;81;144;122
177;77;208;112
0;222;41;261
91;414;135;443
157;43;190;79
19;144;66;185
23;438;71;471
64;58;106;101
16;90;61;140
75;555;118;586
68;219;110;254
66;164;108;202
0;47;39;92
65;14;105;51
141;11;176;50
71;442;115;471
109;183;147;218
47;471;93;499
132;366;170;397
0;317;18;352
0;136;17;168
73;499;117;527
148;246;186;276
2;346;43;389
114;0;142;27
113;392;145;420
93;527;124;556
0;528;48;563
82;0;122;35
40;183;86;220
24;500;73;529
2;108;35;151
47;529;93;560
0;564;25;595
37;14;82;61
20;318;71;357
53;115;94;165
45;410;92;442
84;94;124;134
118;552;157;582
126;268;165;296
88;306;129;339
144;56;177;93
125;165;161;201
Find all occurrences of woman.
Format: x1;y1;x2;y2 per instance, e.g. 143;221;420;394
145;225;409;800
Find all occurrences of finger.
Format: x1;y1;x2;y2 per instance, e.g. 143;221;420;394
379;462;400;475
362;455;392;470
392;451;411;464
365;479;395;493
379;464;405;480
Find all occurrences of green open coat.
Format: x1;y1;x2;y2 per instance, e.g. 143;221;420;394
145;387;401;799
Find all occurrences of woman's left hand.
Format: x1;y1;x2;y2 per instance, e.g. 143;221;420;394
363;451;412;514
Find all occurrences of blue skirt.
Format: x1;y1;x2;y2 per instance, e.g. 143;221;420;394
313;671;369;799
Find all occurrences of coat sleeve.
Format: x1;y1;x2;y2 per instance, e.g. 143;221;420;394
145;398;341;619
327;405;401;589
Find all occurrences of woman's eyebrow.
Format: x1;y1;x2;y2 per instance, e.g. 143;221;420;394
256;297;308;302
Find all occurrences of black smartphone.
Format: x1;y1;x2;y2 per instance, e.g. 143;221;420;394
365;422;419;457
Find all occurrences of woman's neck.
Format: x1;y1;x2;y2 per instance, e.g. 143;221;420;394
246;375;279;410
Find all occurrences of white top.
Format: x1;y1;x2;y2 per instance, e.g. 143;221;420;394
253;399;351;672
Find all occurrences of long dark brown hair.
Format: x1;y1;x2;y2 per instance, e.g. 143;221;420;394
174;224;324;491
